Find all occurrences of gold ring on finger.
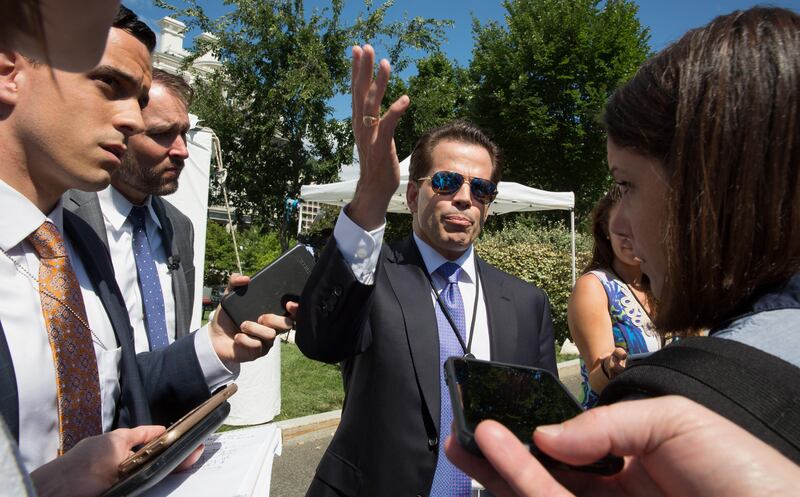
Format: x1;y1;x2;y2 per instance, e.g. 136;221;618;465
362;115;380;127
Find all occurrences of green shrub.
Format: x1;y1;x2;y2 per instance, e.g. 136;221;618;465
204;222;289;285
476;220;591;344
300;207;590;344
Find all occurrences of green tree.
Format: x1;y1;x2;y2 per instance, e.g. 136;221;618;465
469;0;650;214
204;222;288;286
157;0;451;248
203;221;238;285
384;52;471;158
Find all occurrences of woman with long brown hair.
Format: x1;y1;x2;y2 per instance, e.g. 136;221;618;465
447;6;800;495
568;189;657;408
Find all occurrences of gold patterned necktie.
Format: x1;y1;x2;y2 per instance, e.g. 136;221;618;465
27;221;102;454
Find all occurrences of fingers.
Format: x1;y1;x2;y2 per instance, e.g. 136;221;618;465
175;444;204;472
350;45;361;113
352;44;376;123
368;58;391;115
533;396;698;466
258;312;294;333
225;273;250;292
474;421;574;497
239;319;278;343
351;44;408;135
284;301;299;318
444;432;517;497
378;95;410;143
123;425;167;449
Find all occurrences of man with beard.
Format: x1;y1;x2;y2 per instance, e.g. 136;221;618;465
65;69;196;352
1;4;290;476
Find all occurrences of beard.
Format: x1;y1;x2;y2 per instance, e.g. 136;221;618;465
115;153;183;197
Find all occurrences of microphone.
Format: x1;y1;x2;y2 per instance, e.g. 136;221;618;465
167;255;181;271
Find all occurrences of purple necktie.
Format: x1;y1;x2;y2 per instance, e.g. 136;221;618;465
429;262;471;497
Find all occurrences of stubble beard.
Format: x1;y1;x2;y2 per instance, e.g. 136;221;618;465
116;153;182;197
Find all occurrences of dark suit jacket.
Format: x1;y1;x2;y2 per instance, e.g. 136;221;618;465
296;237;556;497
63;189;196;339
0;210;210;445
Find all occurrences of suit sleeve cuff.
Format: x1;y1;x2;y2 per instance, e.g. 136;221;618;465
194;324;239;391
333;206;384;285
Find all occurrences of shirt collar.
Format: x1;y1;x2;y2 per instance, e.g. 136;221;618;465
412;231;476;285
0;179;64;250
97;185;162;231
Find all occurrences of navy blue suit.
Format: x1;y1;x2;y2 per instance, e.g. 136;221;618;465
296;237;557;497
0;209;209;444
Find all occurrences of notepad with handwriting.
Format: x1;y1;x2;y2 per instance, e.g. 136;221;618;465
141;423;281;497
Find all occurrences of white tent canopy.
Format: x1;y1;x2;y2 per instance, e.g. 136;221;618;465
300;155;578;282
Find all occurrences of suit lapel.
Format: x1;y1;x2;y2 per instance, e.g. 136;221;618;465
151;198;189;337
63;210;132;350
383;239;442;432
479;258;519;362
63;190;110;250
63;210;151;427
0;321;19;443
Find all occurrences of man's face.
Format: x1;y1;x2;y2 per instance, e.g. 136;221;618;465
11;27;151;201
407;140;494;260
113;82;190;203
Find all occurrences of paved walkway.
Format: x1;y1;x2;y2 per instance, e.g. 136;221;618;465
271;359;582;497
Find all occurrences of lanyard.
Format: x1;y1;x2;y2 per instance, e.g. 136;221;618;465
424;253;481;359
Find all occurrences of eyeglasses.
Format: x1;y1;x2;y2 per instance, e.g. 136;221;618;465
416;171;498;205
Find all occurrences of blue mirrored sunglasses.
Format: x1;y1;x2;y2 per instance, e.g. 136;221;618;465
417;171;498;204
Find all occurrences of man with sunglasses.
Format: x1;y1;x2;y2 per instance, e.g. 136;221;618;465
296;44;556;497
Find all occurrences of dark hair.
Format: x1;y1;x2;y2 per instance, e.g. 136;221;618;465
0;1;45;52
603;7;800;335
152;68;193;107
583;189;617;273
409;120;502;184
113;5;156;53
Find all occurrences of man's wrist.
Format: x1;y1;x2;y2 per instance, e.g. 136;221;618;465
347;192;391;231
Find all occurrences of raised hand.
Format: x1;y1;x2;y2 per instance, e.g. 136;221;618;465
348;44;410;230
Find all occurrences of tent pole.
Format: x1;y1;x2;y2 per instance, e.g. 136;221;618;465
570;209;576;285
297;202;303;234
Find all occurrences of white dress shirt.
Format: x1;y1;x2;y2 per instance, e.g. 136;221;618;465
333;208;491;359
0;180;234;471
97;186;177;353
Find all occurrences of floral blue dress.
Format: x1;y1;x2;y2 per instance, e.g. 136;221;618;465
579;269;659;409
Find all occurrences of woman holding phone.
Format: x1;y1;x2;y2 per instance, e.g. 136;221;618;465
568;190;658;408
447;6;800;496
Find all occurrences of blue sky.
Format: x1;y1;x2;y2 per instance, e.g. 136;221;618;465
128;0;799;117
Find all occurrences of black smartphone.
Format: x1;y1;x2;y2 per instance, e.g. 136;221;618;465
221;244;315;328
444;357;624;476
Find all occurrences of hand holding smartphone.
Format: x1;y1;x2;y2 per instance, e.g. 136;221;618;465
444;357;623;475
221;244;315;328
117;383;238;477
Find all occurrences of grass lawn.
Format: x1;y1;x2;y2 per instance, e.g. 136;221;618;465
276;342;579;421
277;341;345;421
